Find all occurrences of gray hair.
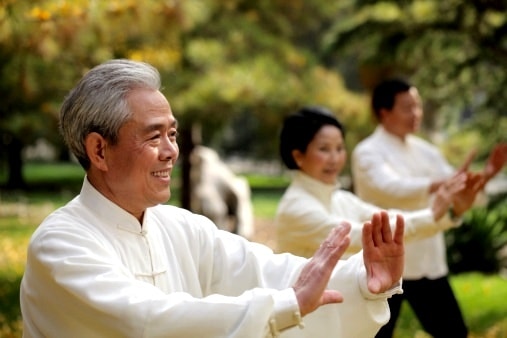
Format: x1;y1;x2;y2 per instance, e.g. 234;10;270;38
59;59;161;170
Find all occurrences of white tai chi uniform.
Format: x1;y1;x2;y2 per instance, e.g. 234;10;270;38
21;177;401;338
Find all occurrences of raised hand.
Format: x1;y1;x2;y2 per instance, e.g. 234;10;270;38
293;223;351;316
457;149;478;173
483;143;507;182
362;211;404;294
452;172;484;216
431;173;468;220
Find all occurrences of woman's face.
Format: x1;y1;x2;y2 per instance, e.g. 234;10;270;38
293;124;346;185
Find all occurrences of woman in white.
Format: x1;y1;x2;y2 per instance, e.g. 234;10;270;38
275;106;482;259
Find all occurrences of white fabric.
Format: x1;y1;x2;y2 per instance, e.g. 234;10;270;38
20;177;398;338
352;126;454;279
275;171;459;260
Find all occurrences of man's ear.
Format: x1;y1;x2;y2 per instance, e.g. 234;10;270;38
379;108;390;122
85;132;108;171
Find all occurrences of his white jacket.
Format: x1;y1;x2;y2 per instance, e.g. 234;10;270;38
21;177;401;338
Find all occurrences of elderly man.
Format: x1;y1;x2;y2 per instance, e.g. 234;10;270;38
20;59;405;338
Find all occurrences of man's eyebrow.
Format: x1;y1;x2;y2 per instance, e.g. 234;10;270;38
143;118;178;133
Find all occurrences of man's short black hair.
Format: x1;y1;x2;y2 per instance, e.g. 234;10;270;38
371;78;413;120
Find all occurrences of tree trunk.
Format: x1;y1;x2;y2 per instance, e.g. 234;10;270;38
179;123;202;210
3;133;26;189
179;126;193;210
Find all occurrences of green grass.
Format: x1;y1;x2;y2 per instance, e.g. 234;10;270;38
393;273;507;338
1;162;506;337
23;161;85;183
244;173;290;190
251;190;286;218
456;273;507;332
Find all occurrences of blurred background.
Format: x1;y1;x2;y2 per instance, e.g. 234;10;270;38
1;1;507;337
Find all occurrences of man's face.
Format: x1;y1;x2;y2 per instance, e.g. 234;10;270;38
381;87;423;139
102;88;179;219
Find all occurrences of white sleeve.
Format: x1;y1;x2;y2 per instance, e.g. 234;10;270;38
328;253;402;338
352;144;432;200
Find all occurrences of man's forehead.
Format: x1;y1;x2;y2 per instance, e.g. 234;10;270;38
139;115;178;130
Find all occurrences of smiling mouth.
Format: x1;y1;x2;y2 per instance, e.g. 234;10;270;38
152;170;171;178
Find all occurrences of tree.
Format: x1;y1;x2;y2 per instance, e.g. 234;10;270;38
0;0;185;188
0;1;70;188
0;0;370;198
322;0;507;164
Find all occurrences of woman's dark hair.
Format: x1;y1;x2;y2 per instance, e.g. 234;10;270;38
371;78;413;121
279;106;345;169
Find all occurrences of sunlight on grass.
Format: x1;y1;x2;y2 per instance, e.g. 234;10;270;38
251;191;284;218
393;273;507;338
0;236;29;275
455;273;507;336
246;173;290;189
0;202;47;338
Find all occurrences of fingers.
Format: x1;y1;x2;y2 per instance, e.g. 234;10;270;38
316;222;351;259
457;149;477;173
491;143;507;163
467;172;485;192
370;213;384;247
446;173;467;194
320;289;344;305
380;211;393;243
362;211;395;247
362;218;373;248
362;212;405;294
393;214;405;245
293;223;351;316
374;211;393;245
484;143;507;179
437;174;467;203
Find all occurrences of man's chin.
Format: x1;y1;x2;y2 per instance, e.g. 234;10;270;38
153;191;171;205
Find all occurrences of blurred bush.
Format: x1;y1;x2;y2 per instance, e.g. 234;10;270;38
446;192;507;274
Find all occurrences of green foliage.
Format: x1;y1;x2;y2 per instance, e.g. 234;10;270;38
323;0;507;160
446;192;507;274
1;0;372;188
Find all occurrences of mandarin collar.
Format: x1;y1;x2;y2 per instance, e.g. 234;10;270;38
291;171;340;208
79;176;150;234
376;125;413;147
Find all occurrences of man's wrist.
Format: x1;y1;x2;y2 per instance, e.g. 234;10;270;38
268;288;305;337
357;267;403;300
448;206;463;223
